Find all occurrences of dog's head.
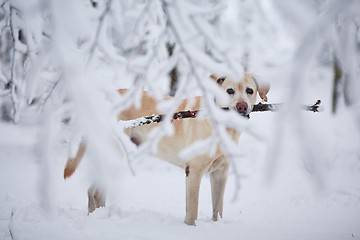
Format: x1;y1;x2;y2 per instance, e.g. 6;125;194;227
210;73;270;117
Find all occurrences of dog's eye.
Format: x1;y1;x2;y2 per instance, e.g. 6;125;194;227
226;88;235;95
246;88;254;95
217;77;226;85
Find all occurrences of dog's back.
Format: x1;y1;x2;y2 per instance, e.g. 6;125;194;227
118;90;216;168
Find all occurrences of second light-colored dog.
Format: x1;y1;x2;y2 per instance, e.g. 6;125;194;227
64;73;270;225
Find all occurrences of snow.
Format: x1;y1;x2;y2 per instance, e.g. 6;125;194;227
1;91;360;239
119;116;162;129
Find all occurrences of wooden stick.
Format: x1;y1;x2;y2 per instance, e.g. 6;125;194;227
252;99;322;112
119;100;322;128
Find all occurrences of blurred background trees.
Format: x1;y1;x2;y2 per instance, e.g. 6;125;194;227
0;0;292;122
0;0;356;122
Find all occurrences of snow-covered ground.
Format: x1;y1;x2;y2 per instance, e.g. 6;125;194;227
1;68;360;240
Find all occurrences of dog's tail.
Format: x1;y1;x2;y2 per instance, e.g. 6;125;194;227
64;141;87;179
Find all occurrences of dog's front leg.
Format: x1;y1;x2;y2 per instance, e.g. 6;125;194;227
210;161;229;222
87;182;106;214
184;165;202;226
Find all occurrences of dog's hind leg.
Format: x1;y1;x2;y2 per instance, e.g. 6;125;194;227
184;165;203;226
88;182;106;214
210;160;229;222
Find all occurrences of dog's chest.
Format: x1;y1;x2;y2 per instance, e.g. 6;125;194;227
128;118;213;166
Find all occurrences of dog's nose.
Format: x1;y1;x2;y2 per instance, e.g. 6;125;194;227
236;102;248;114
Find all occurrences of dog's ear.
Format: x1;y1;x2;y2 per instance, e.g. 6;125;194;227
258;83;270;102
252;76;270;102
210;74;225;85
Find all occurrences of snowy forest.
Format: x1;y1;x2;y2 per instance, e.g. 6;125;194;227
1;0;360;239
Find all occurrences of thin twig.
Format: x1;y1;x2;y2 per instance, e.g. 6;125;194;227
0;0;9;8
38;77;62;112
8;4;18;122
124;1;152;47
87;0;113;65
8;211;14;240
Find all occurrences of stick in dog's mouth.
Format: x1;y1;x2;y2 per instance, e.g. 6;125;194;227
221;107;250;118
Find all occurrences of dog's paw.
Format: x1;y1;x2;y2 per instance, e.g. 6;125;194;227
184;217;196;226
212;211;223;222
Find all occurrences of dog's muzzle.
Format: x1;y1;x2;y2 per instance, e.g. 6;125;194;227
222;107;250;118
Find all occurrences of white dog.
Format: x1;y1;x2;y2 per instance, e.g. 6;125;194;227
64;73;270;225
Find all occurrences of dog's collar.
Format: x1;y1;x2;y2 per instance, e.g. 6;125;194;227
221;107;250;119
